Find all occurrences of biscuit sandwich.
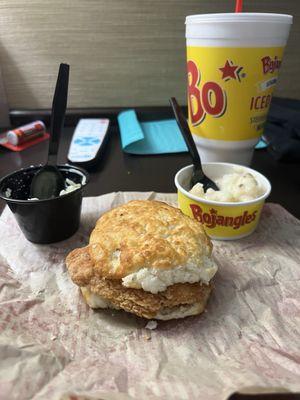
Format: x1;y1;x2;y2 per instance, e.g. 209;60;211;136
66;200;217;320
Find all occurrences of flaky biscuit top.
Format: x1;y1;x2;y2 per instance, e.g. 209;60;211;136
87;200;212;280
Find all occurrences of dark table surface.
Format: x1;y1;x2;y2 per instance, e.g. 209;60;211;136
1;109;300;400
0;119;300;219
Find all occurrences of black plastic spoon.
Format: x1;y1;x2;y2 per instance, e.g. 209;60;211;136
170;97;219;192
30;63;70;200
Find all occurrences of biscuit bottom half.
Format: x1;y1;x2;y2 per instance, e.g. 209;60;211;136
80;278;212;320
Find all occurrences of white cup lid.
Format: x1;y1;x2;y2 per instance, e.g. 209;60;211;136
186;13;293;24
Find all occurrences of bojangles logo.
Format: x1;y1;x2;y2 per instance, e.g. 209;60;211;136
261;56;281;74
190;204;257;230
187;60;227;126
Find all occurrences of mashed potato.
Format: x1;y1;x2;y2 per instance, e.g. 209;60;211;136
190;168;264;202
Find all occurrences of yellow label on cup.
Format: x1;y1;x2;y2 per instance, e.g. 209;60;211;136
178;191;264;239
187;46;284;141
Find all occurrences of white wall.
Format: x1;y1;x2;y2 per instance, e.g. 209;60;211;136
0;0;299;109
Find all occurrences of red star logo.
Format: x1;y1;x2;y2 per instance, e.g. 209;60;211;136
219;60;242;81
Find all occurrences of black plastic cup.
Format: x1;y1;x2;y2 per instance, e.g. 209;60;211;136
0;164;89;244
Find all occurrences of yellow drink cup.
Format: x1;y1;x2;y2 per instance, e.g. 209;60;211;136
186;13;292;165
175;163;271;240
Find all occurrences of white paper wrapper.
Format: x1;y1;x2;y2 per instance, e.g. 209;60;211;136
0;192;300;400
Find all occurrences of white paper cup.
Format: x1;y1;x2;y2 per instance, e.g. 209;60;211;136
175;162;271;240
185;13;293;165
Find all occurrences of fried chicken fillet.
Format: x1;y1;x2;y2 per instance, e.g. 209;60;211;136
66;200;217;320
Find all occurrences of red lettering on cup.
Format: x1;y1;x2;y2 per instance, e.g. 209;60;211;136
250;94;272;111
261;56;281;74
245;214;252;223
189;204;258;230
187;60;205;125
187;60;227;126
190;204;203;223
201;82;226;117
